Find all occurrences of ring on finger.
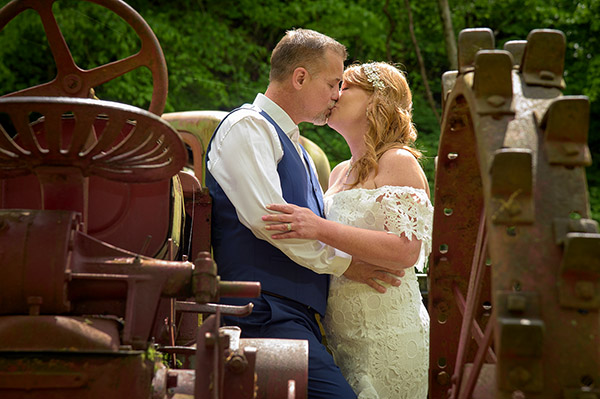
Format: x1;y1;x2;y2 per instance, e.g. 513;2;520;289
286;223;292;231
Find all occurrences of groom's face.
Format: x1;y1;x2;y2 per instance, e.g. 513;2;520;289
302;49;344;126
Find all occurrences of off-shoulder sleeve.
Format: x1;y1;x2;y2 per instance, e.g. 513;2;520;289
377;186;433;260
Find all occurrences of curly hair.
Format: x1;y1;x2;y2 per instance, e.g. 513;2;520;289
343;62;421;188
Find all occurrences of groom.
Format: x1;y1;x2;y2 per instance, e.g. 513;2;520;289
205;28;402;398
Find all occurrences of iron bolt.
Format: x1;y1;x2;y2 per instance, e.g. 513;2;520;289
509;366;531;387
27;296;43;316
539;70;555;81
507;295;526;313
561;143;581;156
511;390;526;399
63;74;83;93
487;95;506;107
436;371;450;386
227;353;249;374
194;252;218;303
437;301;449;313
166;371;178;389
449;116;465;132
508;206;521;217
204;332;216;346
575;281;595;301
205;332;230;350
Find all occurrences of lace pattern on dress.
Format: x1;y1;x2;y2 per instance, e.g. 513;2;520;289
322;185;432;398
324;185;433;271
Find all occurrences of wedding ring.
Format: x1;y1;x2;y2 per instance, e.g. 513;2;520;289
286;223;292;231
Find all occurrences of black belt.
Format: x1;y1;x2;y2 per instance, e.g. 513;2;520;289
262;291;314;312
262;290;287;300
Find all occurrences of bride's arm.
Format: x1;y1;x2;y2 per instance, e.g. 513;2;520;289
268;206;422;269
263;149;431;270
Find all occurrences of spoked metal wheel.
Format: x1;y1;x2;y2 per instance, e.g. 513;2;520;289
428;28;600;399
0;0;168;115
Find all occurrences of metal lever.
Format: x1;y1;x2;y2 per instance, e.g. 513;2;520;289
176;301;254;317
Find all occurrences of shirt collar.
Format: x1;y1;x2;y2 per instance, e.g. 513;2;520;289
253;93;300;141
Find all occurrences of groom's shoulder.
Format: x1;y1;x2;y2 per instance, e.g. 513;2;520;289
221;104;268;128
213;105;276;144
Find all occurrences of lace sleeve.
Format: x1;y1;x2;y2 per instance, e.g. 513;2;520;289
378;186;433;258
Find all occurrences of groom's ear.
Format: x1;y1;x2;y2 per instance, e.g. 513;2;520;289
291;67;309;90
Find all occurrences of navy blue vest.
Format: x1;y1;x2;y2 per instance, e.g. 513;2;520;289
205;108;329;315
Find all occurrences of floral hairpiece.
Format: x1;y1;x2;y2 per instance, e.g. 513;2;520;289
362;63;385;91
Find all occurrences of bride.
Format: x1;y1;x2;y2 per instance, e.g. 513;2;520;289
263;62;431;398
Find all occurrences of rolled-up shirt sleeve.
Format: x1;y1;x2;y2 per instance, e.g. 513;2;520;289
206;110;351;277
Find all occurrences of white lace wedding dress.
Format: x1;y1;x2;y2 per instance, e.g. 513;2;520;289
322;185;432;399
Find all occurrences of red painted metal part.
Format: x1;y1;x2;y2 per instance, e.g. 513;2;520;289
0;93;305;399
240;338;308;399
428;92;493;398
0;0;168;115
0;2;308;398
0;97;187;183
0;204;272;398
0;97;187;257
178;170;213;255
0;350;155;399
429;28;600;398
7;2;598;397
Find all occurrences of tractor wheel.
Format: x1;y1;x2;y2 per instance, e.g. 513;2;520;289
0;0;168;115
428;28;600;399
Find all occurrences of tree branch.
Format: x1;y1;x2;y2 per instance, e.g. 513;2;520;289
383;0;396;62
404;0;440;123
437;0;458;70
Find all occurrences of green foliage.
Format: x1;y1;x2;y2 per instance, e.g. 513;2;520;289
147;8;271;112
590;185;600;222
0;0;598;220
0;8;55;91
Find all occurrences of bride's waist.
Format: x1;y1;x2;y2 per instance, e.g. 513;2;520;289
329;270;420;294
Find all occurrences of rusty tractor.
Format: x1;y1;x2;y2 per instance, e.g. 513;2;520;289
0;0;307;398
428;28;600;399
1;0;599;398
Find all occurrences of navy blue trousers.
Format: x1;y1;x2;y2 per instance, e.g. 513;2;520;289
222;294;357;399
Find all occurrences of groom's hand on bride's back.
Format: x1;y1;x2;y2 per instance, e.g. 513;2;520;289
343;259;404;293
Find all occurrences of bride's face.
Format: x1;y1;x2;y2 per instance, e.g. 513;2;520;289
327;81;370;135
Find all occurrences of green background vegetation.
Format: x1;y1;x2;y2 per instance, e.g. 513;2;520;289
0;0;598;221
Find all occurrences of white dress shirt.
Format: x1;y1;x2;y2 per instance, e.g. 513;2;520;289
206;93;351;276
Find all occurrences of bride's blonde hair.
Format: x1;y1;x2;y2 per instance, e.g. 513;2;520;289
343;62;421;187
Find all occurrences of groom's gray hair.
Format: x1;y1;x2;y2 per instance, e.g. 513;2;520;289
269;28;347;83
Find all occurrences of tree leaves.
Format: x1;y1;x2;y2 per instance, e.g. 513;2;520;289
0;0;597;218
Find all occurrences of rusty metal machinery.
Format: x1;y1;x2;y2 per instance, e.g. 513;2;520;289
0;0;169;115
428;28;600;398
0;1;308;398
6;1;599;398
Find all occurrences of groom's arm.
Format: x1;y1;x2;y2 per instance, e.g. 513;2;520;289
207;112;351;276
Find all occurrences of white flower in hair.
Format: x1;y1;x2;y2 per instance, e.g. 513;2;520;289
362;63;385;91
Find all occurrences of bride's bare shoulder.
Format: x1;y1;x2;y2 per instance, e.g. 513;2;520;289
375;148;429;194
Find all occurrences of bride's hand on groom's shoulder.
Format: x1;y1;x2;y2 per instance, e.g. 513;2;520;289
343;259;404;293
